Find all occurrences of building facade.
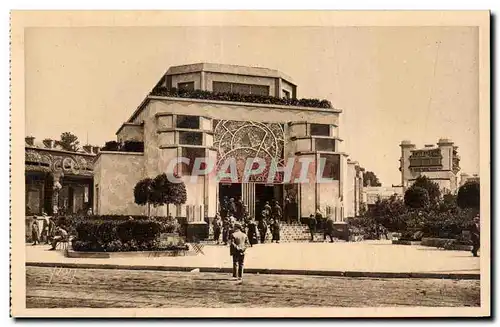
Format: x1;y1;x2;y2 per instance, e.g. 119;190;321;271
363;186;404;210
94;63;363;231
399;138;461;194
25;137;97;216
460;173;480;187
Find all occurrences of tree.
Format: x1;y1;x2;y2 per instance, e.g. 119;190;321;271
404;186;430;209
438;192;458;213
152;173;187;216
411;176;441;204
457;181;480;210
363;171;382;187
368;194;406;230
133;178;155;217
56;132;80;152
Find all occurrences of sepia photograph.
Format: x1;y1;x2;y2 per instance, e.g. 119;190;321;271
10;10;490;318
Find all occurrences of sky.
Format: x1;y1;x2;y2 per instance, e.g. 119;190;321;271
24;26;479;186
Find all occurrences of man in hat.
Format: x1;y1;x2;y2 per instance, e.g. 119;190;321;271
470;214;480;257
49;226;69;250
229;222;249;282
31;216;40;246
212;213;223;244
308;214;317;242
258;214;268;244
40;212;52;244
323;215;335;243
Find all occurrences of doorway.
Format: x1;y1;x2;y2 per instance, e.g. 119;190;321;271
255;184;283;220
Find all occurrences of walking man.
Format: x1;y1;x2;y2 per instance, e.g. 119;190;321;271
229;223;249;282
308;214;317;242
228;198;237;218
270;218;281;243
258;214;268;243
470;214;480;257
263;201;272;218
31;216;40;246
247;218;258;247
323;215;335;243
272;201;283;222
213;214;222;244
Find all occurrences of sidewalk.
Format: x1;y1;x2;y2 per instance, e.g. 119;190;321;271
25;240;480;279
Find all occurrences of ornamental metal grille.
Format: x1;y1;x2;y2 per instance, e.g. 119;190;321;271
213;120;285;182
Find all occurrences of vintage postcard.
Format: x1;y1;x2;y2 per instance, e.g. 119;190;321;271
10;10;490;317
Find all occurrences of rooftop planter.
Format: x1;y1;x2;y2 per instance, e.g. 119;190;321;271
150;87;334;109
101;140;144;153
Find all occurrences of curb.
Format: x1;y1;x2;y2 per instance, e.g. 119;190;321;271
25;262;480;280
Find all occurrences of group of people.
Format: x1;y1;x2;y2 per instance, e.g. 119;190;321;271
306;209;338;242
214;198;285;246
30;213;69;250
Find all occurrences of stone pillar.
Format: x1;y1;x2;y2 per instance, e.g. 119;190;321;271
52;172;63;215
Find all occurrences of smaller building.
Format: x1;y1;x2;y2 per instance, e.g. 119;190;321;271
460;173;480;186
363;186;404;210
25;136;98;216
399;138;461;194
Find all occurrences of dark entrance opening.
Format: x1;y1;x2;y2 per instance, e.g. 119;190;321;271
218;183;242;218
255;184;283;220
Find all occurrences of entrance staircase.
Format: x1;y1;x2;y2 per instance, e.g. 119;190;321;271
205;222;335;243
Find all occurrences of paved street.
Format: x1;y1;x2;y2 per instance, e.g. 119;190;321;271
26;267;480;308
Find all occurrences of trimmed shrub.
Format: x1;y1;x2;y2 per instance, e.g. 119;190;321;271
70;215;181;252
404;186;430;209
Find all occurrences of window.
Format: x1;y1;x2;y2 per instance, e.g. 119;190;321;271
212;81;270;96
178;82;195;91
310;124;330;136
181;147;206;175
212;82;231;93
315;138;336;152
283;89;290;99
176;115;200;129
319;154;340;180
179;131;203;145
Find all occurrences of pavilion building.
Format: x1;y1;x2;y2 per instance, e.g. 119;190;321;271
93;63;364;238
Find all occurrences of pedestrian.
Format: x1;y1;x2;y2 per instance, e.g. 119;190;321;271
31;216;40;246
241;204;249;224
470;214;480;257
49;226;69;250
220;196;229;219
263;201;272;218
323;215;335;243
235;198;244;221
222;216;230;245
40;213;50;244
270;219;281;243
258;215;268;243
271;201;282;222
228;198;237;218
213;213;222;244
247;218;258;246
308;214;317;242
229;223;249;282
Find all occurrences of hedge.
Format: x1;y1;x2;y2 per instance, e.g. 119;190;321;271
69;215;183;252
150;87;334;109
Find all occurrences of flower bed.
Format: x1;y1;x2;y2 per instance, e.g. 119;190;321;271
150;87;334;109
69;215;185;252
